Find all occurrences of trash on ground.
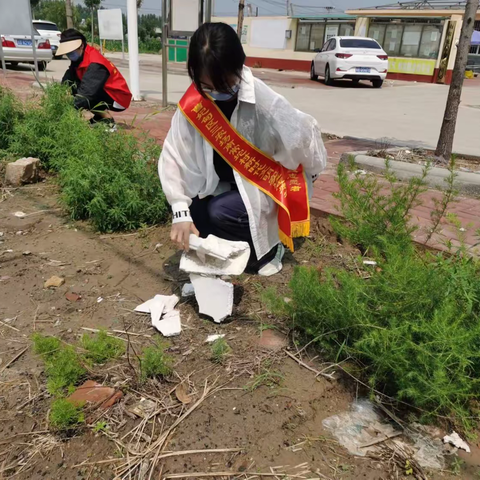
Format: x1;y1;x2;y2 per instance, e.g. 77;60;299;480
65;292;81;302
181;283;195;298
443;431;470;453
135;294;179;314
67;380;122;409
44;276;65;289
23;251;31;256
323;399;446;470
206;334;226;343
190;274;233;323
128;398;157;418
180;234;250;276
175;383;192;405
354;169;367;175
97;297;103;303
363;260;377;266
14;211;27;218
153;310;181;337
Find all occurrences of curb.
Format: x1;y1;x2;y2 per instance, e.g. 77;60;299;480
340;152;480;197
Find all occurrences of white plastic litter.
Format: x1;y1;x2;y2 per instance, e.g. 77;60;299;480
443;431;470;453
206;334;226;343
180;234;250;276
190;274;233;323
153;310;182;337
14;211;26;218
181;283;195;298
363;260;377;266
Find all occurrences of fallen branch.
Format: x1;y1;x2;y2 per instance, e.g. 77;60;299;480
284;350;335;380
0;347;28;375
360;431;402;448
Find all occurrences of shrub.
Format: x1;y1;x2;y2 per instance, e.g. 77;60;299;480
32;333;62;361
81;330;125;364
6;84;169;232
271;160;480;427
140;342;172;380
49;398;85;430
0;86;24;151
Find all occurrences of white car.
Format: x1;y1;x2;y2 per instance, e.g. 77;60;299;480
33;20;62;57
311;36;388;88
1;33;53;71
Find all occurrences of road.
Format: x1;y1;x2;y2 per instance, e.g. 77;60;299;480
12;52;480;156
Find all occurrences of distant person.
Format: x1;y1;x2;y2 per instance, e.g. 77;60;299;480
159;22;327;276
56;29;132;126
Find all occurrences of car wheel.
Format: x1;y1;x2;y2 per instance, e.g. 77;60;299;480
39;61;48;71
310;62;318;81
325;65;333;86
372;79;383;89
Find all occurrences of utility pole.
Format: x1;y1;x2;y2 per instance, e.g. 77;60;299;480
286;0;290;16
435;0;479;162
237;0;245;39
127;0;141;100
66;0;74;28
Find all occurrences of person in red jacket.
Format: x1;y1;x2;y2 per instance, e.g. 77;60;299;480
56;29;132;126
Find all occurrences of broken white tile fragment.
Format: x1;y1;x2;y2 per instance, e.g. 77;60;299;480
150;298;165;327
181;235;250;276
153;310;182;337
206;334;226;343
135;294;179;314
181;283;195;298
190;274;233;324
443;432;470;453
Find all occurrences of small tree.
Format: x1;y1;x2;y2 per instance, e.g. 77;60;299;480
435;0;479;162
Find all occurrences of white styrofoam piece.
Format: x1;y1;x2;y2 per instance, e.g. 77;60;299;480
181;236;250;276
150;298;165;327
443;432;471;453
190;274;233;323
135;294;179;314
154;310;182;337
206;334;226;343
181;283;195;297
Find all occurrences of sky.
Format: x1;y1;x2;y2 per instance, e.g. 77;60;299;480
73;0;389;18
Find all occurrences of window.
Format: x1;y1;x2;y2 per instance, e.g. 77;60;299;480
296;24;311;51
339;24;354;37
384;24;402;56
33;22;59;31
400;25;422;57
329;38;337;50
321;39;331;52
419;25;443;59
310;24;326;51
368;24;386;45
295;21;355;52
340;38;381;49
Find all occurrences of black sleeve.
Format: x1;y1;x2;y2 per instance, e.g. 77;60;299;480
73;63;110;110
61;67;80;94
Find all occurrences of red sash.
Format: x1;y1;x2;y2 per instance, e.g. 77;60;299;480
178;84;310;252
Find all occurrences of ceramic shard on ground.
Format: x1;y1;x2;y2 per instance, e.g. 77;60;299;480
149;297;165;327
135;294;179;314
181;234;250;276
190;274;233;323
153;310;181;337
443;432;470;453
206;334;226;343
67;380;122;409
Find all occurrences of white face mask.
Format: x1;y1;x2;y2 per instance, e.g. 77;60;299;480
207;83;240;101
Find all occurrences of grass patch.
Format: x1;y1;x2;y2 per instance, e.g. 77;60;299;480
0;85;24;152
81;330;125;364
268;159;480;428
140;342;172;380
49;398;85;431
210;338;230;364
2;84;169;232
245;369;284;392
32;333;62;361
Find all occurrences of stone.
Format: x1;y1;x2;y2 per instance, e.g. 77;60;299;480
5;157;41;187
65;292;81;302
257;329;288;351
67;380;122;409
44;276;65;288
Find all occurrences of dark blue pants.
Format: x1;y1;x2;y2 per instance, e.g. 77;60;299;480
190;190;276;272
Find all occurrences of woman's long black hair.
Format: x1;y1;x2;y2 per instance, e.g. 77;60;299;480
187;23;246;97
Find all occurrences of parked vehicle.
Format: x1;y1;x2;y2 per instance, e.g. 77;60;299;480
1;34;53;71
311;36;388;88
33;20;61;57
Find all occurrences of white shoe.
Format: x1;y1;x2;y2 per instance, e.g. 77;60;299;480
258;244;285;277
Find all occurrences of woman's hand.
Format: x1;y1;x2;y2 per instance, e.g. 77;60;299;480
171;222;200;251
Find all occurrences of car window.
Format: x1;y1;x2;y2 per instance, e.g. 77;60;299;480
33;22;59;31
340;39;381;49
328;38;336;50
321;40;331;52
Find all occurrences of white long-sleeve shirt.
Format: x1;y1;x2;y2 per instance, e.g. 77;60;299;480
158;67;327;260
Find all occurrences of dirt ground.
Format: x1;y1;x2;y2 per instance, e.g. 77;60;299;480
1;178;479;480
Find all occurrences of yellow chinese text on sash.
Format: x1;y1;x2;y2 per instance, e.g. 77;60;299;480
178;84;310;252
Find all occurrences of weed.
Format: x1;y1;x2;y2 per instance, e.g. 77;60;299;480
93;421;109;433
81;330;125;364
210;338;230;364
32;333;62;361
49;398;85;431
140;342;172;380
0;86;24;151
245;369;284;391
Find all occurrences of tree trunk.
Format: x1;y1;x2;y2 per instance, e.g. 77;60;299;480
237;0;245;39
66;0;74;29
91;9;95;45
435;0;479;162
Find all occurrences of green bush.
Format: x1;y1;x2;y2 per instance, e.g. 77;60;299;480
32;333;62;361
0;86;24;152
141;342;172;380
271;160;480;427
81;330;125;364
49;398;85;430
5;83;168;232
